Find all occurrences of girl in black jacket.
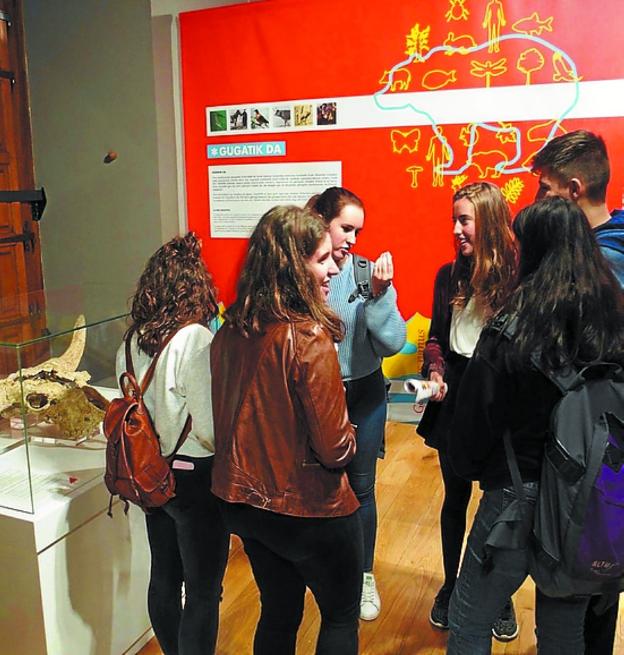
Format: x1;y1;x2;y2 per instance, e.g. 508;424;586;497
447;197;624;654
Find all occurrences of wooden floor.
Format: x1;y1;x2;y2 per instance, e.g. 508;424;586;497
139;421;624;654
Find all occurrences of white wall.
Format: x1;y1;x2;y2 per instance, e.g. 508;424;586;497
149;0;263;235
23;0;163;324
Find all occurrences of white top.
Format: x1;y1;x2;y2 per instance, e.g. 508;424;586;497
115;323;214;458
449;297;486;358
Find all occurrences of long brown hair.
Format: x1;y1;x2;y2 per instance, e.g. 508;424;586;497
224;205;343;341
128;232;219;356
452;182;517;315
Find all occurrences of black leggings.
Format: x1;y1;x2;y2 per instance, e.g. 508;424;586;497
145;456;230;655
438;450;473;592
221;501;363;655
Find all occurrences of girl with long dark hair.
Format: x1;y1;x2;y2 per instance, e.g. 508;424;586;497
210;206;363;655
417;182;518;636
447;197;624;653
116;233;229;655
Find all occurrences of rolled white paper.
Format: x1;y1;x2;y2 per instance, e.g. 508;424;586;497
403;379;448;403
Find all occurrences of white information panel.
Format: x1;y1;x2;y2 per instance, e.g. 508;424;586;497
209;161;341;238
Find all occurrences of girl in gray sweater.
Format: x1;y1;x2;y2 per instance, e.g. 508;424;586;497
307;187;406;621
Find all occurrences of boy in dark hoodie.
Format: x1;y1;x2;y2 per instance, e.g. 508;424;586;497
532;129;624;288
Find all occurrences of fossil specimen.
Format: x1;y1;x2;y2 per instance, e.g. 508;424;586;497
0;315;110;439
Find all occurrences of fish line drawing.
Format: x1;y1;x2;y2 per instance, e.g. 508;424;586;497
512;12;553;37
421;68;458;90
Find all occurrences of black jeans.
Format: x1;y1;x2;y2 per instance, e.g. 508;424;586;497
584;594;620;654
221;501;363;655
145;456;230;655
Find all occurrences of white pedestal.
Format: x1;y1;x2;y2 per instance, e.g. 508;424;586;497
0;436;152;654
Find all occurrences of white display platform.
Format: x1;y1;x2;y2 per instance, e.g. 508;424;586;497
0;389;153;654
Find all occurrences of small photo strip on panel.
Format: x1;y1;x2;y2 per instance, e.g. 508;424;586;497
272;105;292;128
316;102;337;126
228;107;249;130
294;104;313;127
250;107;271;129
209;109;227;133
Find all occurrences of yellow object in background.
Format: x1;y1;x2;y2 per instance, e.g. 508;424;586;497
382;312;431;379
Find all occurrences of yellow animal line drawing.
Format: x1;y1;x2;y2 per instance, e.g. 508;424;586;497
512;12;553;37
443;32;477;55
391;128;421;155
405;23;431;58
526;119;567;144
470;57;507;87
517;48;546;85
452;174;469;191
421;68;457;90
406;165;425;188
426;131;452;187
468;148;510;178
494;122;518;144
460;122;517;149
552;51;583;82
379;67;412;91
501;177;525;204
519;119;568;169
459;123;478;147
445;0;469;22
482;0;506;53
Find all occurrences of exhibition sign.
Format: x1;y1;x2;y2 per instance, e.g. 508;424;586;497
180;0;624;375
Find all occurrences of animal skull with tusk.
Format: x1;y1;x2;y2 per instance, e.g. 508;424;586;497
0;315;110;439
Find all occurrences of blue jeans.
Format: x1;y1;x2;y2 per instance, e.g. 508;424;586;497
145;456;230;655
221;501;363;655
344;367;387;572
448;484;590;655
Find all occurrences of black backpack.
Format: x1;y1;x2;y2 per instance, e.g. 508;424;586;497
347;254;372;303
503;349;624;598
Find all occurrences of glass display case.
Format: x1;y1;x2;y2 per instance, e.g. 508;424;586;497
0;300;128;515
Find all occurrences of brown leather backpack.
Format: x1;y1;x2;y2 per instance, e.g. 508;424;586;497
103;328;191;515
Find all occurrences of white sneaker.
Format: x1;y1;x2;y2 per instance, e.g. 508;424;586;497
360;572;381;621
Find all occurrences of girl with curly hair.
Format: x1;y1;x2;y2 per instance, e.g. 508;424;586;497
211;206;362;655
417;182;519;637
115;233;229;655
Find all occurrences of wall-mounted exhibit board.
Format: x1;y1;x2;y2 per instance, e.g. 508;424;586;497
180;0;624;376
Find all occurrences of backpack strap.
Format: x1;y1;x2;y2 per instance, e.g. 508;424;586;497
124;324;194;456
125;326;188;396
529;356;623;394
502;429;528;504
348;254;372;303
167;414;193;462
491;314;623;393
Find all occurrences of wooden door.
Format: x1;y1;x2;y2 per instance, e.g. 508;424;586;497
0;0;46;373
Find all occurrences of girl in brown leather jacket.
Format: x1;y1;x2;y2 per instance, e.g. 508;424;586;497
211;206;363;655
